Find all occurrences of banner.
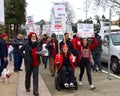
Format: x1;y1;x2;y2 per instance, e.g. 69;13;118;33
0;0;5;25
51;15;66;32
53;2;67;18
77;23;94;38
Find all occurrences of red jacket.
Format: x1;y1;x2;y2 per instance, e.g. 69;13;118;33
54;54;75;72
78;37;98;62
71;37;81;50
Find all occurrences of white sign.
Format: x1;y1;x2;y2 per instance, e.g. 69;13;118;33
53;2;67;18
0;0;5;25
42;25;51;35
99;21;104;40
26;16;35;32
77;23;94;38
51;15;66;32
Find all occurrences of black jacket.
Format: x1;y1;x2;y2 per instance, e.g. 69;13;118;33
20;41;41;66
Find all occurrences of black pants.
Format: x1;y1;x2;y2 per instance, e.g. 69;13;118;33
79;58;92;85
25;65;39;93
60;66;74;84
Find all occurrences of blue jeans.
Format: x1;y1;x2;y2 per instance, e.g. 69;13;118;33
92;51;102;71
42;56;48;68
13;51;22;70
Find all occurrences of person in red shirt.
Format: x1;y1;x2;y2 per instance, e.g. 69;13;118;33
20;32;42;96
54;45;76;88
71;33;81;63
78;35;98;90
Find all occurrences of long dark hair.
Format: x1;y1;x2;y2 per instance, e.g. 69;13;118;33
81;38;89;47
60;47;71;56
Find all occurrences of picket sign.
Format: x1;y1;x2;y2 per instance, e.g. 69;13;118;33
51;15;66;32
26;16;35;34
52;2;67;54
77;23;94;38
53;2;67;18
42;24;51;35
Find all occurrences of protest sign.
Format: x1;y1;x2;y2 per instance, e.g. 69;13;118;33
51;15;66;32
77;23;94;38
53;2;66;18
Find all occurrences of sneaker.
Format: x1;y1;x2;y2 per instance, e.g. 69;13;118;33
78;81;82;86
93;69;97;72
70;83;75;87
64;83;69;88
90;85;96;90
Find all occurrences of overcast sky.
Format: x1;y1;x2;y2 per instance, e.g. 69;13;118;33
26;0;118;22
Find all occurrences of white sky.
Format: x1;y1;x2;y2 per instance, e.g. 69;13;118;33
26;0;119;22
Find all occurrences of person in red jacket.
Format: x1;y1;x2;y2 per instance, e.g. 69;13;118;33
78;35;98;90
54;44;76;88
71;33;81;63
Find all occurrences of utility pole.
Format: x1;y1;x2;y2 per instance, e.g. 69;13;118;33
84;0;89;23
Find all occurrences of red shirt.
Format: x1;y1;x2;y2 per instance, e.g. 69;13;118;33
31;48;39;67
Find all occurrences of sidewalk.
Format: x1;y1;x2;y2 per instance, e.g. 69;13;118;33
2;60;120;96
39;64;120;96
17;64;52;96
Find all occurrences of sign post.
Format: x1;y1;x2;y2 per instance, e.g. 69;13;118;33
107;9;111;80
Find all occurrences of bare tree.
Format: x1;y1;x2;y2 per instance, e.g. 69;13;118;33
94;0;120;13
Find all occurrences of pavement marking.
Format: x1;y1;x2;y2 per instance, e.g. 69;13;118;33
102;70;120;79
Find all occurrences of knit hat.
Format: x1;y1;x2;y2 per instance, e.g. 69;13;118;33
62;44;69;49
28;32;37;38
1;33;8;38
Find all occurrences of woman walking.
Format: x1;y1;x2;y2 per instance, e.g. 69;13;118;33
78;35;98;90
20;32;42;96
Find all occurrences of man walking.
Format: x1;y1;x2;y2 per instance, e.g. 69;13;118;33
12;34;25;72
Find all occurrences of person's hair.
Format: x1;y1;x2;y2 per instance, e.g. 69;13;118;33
28;33;38;41
60;47;71;55
81;38;89;47
64;32;69;36
73;34;76;38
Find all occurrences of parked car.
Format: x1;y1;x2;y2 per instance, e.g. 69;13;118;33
101;26;120;74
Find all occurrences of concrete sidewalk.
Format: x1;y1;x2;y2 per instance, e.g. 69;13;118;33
17;64;52;96
16;62;120;96
39;64;120;96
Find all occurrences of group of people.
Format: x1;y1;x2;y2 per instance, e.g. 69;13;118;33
0;31;103;96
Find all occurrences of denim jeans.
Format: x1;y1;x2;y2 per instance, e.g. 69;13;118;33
13;51;22;70
42;56;48;68
92;51;102;71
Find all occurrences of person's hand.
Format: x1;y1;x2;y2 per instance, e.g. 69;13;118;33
19;42;23;45
4;57;7;62
92;34;95;37
40;53;44;57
